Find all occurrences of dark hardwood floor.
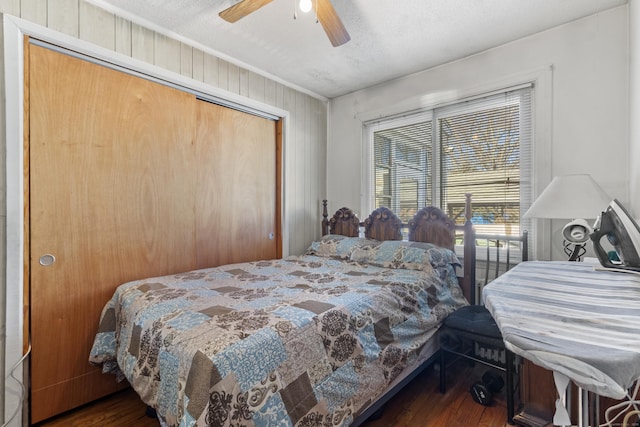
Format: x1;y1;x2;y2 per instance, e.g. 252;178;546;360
363;363;512;427
35;362;512;427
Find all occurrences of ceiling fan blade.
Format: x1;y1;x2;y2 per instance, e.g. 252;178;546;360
314;0;351;47
219;0;273;23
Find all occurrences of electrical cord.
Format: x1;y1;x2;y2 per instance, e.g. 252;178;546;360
622;410;640;427
563;239;586;261
1;343;31;427
600;380;640;427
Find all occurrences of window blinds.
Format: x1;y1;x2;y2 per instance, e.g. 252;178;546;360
373;119;432;221
369;86;533;236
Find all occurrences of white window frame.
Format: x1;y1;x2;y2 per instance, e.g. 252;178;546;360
362;80;547;261
366;110;434;217
366;90;530;218
360;70;553;261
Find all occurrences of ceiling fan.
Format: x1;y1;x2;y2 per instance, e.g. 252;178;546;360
219;0;351;47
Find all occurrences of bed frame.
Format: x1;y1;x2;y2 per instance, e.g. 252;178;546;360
320;194;477;426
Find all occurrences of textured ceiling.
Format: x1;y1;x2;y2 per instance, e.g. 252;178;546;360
90;0;627;99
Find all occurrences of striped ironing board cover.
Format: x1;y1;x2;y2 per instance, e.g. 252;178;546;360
482;260;640;399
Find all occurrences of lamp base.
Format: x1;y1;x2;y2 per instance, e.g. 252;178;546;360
564;240;586;261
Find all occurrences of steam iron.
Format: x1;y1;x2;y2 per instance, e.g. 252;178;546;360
590;199;640;272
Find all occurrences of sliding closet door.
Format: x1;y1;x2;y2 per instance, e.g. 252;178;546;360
194;100;278;267
28;44;198;422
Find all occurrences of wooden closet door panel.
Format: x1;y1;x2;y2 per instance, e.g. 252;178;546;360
194;101;277;267
29;45;198;422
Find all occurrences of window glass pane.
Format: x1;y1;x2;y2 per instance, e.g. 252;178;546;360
373;121;432;222
399;178;419;219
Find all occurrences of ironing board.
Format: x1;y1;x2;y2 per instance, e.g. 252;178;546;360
482;261;640;426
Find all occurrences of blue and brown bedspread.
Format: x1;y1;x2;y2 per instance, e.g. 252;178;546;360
89;236;467;426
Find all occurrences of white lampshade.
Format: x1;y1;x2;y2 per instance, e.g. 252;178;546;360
524;174;611;219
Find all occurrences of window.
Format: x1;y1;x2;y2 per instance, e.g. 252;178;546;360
373;118;432;221
366;87;532;236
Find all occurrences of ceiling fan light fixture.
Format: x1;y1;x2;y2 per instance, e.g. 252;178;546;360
221;0;350;47
299;0;313;13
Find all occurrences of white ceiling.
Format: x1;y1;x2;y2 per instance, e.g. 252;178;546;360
91;0;627;99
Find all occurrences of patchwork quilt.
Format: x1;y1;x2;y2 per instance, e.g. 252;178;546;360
89;236;467;427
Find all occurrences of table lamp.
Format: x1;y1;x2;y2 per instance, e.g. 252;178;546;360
523;174;611;261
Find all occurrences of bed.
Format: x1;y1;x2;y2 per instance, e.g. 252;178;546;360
89;197;477;427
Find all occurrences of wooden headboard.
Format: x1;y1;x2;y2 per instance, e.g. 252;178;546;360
320;194;477;303
408;206;455;250
363;207;403;241
325;207;360;237
321;205;404;241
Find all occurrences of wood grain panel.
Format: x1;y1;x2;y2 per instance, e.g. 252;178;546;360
29;44;198;422
47;0;79;37
249;72;266;102
79;1;116;50
20;0;47;27
239;68;249;97
294;92;307;253
203;54;220;87
31;371;129;424
514;360;555;426
218;59;230;91
0;0;20;17
153;33;181;73
228;63;240;94
114;16;133;56
192;48;205;82
180;43;193;78
194;100;278;267
131;23;155;64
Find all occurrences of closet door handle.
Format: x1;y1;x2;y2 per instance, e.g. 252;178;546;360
39;254;56;266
